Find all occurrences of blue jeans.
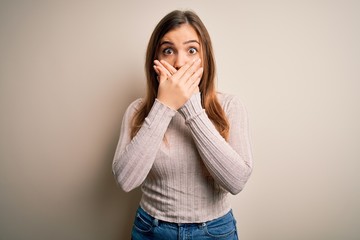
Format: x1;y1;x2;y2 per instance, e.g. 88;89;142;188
131;207;239;240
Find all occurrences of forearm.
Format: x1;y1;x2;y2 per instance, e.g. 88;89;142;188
178;93;253;194
112;99;176;192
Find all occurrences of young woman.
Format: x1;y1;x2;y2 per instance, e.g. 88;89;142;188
112;10;253;240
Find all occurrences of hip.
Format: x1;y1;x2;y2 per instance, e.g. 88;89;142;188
131;207;239;240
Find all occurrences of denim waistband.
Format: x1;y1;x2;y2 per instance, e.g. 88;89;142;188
136;207;234;228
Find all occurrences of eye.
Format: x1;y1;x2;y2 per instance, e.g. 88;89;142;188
163;48;174;55
188;47;198;55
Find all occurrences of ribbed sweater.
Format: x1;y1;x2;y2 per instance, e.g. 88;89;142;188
112;92;253;223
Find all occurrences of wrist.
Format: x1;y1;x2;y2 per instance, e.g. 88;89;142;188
155;97;177;111
178;92;203;120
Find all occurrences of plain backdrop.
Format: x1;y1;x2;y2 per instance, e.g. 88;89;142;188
1;0;359;239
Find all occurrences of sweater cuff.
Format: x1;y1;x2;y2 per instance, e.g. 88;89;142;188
145;99;177;128
178;92;205;123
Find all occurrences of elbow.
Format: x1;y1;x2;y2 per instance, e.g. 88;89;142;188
228;180;246;195
229;165;253;195
229;186;242;195
120;182;136;193
117;175;139;193
112;169;138;193
116;175;138;193
228;182;246;195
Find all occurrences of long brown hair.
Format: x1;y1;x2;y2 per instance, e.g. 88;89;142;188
131;10;229;140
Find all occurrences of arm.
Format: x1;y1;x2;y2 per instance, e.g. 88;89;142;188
112;99;176;192
113;59;202;192
178;93;253;195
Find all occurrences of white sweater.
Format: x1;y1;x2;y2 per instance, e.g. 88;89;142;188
112;92;253;223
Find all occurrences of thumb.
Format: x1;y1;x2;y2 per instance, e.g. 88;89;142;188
154;65;168;83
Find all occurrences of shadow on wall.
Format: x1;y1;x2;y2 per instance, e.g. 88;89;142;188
115;189;142;239
110;92;144;239
90;74;144;240
94;138;142;240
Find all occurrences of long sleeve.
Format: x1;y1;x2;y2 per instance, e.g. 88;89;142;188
112;99;176;192
178;93;253;195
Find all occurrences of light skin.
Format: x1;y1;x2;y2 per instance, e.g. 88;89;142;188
153;24;204;110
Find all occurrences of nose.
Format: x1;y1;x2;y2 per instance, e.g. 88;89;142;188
174;52;189;70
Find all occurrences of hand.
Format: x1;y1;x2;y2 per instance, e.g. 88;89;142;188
153;59;203;110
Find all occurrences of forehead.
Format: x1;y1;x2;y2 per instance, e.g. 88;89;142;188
161;24;200;43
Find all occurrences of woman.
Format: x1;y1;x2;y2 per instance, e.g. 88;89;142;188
112;10;253;240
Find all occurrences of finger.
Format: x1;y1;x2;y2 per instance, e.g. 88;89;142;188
186;76;201;95
172;58;199;80
159;60;177;75
184;59;202;84
184;66;203;87
190;77;201;93
184;67;203;89
154;61;169;78
153;65;167;82
154;60;172;77
176;58;202;84
153;65;160;75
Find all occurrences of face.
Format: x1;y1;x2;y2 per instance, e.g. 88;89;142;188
157;24;202;70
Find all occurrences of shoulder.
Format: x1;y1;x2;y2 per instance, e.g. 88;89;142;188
124;98;144;117
216;92;246;113
128;98;143;110
216;92;238;103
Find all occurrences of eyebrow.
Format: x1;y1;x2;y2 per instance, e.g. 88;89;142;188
183;40;200;45
160;40;200;46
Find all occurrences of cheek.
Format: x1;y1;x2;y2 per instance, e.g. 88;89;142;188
157;54;174;64
190;53;203;68
200;53;204;66
188;54;200;62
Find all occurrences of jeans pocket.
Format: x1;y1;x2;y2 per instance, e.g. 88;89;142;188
204;218;237;238
133;212;153;233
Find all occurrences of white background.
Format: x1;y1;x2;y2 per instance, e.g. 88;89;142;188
1;0;359;239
